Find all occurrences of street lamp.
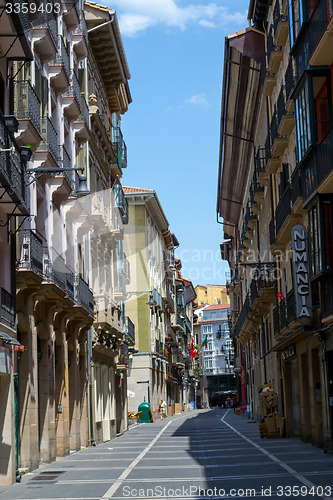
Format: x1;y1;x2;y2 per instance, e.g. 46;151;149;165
26;167;90;196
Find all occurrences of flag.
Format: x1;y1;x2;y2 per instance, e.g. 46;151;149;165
201;335;208;348
190;337;196;359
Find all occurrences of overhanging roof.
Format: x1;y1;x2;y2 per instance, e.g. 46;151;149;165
217;27;264;231
248;0;272;25
85;2;132;111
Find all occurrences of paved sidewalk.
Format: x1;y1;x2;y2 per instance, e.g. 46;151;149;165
0;409;332;500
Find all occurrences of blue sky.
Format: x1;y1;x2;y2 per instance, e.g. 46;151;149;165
106;0;249;286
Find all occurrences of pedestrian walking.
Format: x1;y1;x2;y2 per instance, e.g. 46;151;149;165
159;399;167;419
232;394;238;412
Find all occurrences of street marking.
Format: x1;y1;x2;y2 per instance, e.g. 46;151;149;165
221;410;333;500
101;413;193;499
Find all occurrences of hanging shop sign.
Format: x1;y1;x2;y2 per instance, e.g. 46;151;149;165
291;224;312;324
281;344;296;361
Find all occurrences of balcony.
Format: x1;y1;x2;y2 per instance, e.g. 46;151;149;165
113;208;124;240
267;25;283;74
34;116;59;169
266;133;281;174
261;56;276;96
49;37;70;94
62;0;80;31
185;314;192;332
291;166;303;213
72;11;88;61
273;0;288;46
74;96;90;144
0;111;27;213
273;289;299;335
114;184;129;224
14;80;41;149
0;288;15;330
31;8;57;62
300;126;333;205
43;246;75;301
17;230;44;282
285;58;296;108
321;274;333;321
114;269;126;301
235;264;277;340
270;109;288;157
273;184;302;250
294;0;332;81
112;126;127;175
75;276;94;317
171;352;185;367
126;317;135;345
277;85;294;137
164;287;175;312
63;69;81;120
256;148;269;187
117;343;129;369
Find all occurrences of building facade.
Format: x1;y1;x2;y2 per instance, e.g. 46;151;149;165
218;0;333;450
0;0;134;485
195;285;229;307
200;305;236;407
124;188;198;416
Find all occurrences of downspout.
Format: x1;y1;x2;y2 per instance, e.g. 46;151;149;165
87;328;96;446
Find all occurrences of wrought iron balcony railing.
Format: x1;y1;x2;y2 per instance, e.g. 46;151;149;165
52;36;70;77
0;110;26;207
14;80;41;133
294;0;331;82
275;185;292;236
18;230;43;276
285;58;296;101
126;316;135;345
0;288;15;329
59;145;73;188
39;116;59;162
43;246;75;300
276;85;286;126
113;126;127;169
31;6;58;46
291;166;301;205
75;276;94;316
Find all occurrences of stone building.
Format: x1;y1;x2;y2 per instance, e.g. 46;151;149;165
218;0;333;449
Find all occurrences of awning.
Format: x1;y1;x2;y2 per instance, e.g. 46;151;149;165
0;332;22;346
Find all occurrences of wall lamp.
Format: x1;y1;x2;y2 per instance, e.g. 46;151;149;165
126;290;157;308
26;167;90;196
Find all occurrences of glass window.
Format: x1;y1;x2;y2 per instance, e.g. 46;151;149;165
313;76;330;143
323;200;333;270
295;81;312;162
309;203;321;276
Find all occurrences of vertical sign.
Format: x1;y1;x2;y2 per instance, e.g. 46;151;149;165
291;224;312;323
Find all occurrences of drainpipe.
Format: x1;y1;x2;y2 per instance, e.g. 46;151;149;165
87;328;96;446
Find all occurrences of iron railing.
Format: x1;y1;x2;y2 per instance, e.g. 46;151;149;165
75;275;94;316
113;184;129;224
276;85;286;126
270;109;279;145
14;80;41;133
291;166;301;205
39;117;58;162
79;96;89;127
294;0;331;82
0;288;15;329
126;317;135;345
265;134;271;164
285;58;296;101
0;110;26;207
300;126;333;203
65;69;81;105
275;185;292;236
18;230;43;276
235;293;250;336
274;289;297;333
59;145;73;188
43;246;75;300
113;126;127;169
31;6;58;46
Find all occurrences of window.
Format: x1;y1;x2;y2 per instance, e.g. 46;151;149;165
295;80;312;162
202;325;212;334
294;72;332;163
288;0;320;48
309;198;333;276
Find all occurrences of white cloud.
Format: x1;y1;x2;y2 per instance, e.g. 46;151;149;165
187;93;209;106
104;0;247;37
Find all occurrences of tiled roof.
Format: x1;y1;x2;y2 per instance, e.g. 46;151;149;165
123;186;154;194
85;1;109;12
205;304;230;311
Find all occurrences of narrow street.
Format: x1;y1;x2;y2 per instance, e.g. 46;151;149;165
1;409;333;500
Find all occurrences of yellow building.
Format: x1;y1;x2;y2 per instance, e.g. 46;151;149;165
195;285;229;307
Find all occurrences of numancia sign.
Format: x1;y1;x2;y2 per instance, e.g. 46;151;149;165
291;224;312;323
